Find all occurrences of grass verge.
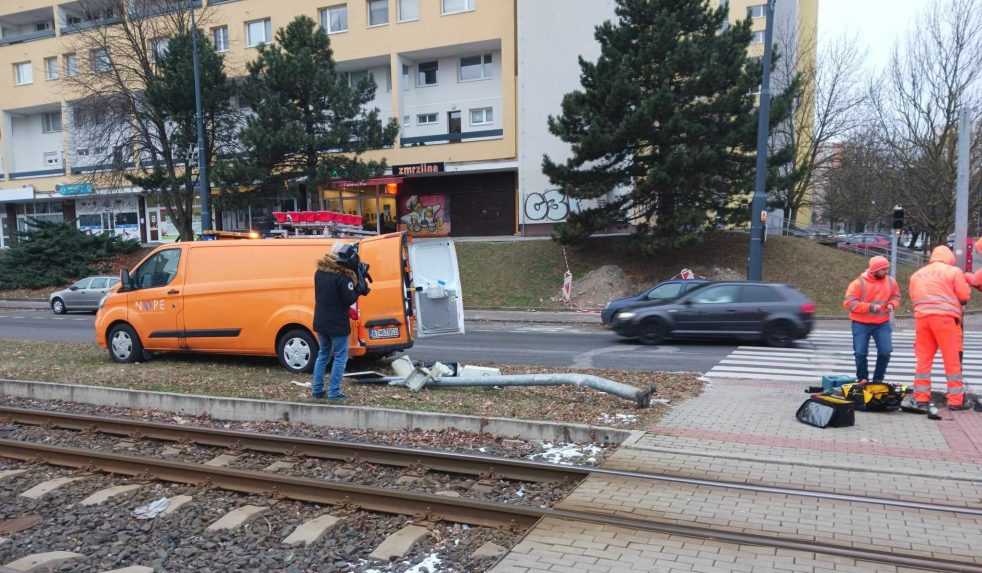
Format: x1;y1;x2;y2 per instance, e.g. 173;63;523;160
457;234;930;315
0;339;702;431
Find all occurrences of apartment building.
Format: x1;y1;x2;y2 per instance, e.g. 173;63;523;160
0;0;817;246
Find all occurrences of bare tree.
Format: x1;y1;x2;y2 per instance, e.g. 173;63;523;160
770;21;868;228
817;134;894;232
63;0;238;241
871;0;982;247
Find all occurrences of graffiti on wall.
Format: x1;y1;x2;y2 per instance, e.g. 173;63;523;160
399;194;451;236
523;189;581;223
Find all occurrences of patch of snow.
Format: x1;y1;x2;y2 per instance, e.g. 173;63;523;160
596;413;640;426
529;442;604;465
478;447;487;453
404;553;443;573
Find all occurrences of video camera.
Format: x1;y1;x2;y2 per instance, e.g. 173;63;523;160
334;243;373;296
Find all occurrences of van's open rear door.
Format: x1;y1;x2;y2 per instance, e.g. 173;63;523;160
409;239;465;337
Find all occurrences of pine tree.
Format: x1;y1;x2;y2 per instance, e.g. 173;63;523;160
545;0;797;247
220;16;399;208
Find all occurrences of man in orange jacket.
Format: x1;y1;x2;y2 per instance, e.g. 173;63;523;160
843;256;900;383
910;246;972;410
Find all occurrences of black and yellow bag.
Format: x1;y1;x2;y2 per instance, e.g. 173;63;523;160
839;382;905;412
796;395;855;428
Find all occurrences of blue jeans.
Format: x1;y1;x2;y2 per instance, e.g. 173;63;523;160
852;321;893;382
312;333;349;398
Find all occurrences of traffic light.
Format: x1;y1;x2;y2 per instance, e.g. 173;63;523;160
893;205;904;230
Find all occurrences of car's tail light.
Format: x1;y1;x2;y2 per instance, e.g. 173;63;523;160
800;302;817;315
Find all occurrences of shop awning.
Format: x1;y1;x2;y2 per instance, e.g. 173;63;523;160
334;177;404;189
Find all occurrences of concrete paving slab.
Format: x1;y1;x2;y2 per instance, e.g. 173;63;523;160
282;514;341;546
20;477;85;500
370;525;429;560
206;505;269;532
5;551;85;572
79;484;142;507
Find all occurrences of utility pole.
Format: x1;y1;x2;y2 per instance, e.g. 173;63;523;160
748;0;776;281
190;1;211;235
954;108;970;269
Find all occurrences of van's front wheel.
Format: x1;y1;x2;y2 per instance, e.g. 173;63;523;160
108;324;144;364
278;329;318;374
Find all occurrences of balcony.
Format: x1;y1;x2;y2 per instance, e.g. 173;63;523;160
0;7;56;46
127;0;202;20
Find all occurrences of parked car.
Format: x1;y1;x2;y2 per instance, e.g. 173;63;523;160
601;279;709;326
49;276;120;314
609;281;815;347
95;232;464;373
838;233;891;250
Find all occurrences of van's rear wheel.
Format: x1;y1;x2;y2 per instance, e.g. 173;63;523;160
278;329;318;374
108;324;143;364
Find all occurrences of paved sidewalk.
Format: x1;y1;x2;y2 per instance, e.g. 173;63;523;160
492;374;982;572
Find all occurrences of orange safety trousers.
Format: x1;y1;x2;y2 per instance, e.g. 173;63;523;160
913;315;965;407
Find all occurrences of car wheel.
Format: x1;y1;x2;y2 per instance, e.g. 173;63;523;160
51;298;66;315
108;324;144;364
765;321;795;348
278;328;318;374
638;318;668;345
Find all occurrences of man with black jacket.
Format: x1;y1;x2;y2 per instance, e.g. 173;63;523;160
312;243;370;400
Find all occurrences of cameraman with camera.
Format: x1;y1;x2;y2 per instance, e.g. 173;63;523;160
312;243;371;401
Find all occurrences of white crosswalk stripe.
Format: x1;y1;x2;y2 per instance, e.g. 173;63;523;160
705;330;982;391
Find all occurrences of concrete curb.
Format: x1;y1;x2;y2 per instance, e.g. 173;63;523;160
0;378;633;444
0;300;47;311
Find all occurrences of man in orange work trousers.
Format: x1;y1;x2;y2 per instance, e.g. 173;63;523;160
843;256;900;383
909;246;973;412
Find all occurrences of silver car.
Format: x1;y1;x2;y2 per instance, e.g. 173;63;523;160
49;276;120;314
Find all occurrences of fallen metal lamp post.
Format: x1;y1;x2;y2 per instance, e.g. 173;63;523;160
391;372;656;409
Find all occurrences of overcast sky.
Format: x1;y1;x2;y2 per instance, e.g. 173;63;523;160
817;0;927;73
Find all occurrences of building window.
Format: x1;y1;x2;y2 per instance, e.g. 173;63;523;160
751;30;765;44
399;0;419;21
443;0;474;15
212;26;229;52
747;5;766;18
459;53;492;82
347;70;369;87
91;48;111;72
469;107;493;126
417;61;438;87
151;38;170;62
246;18;272;47
14;62;32;86
417;113;438;125
64;54;78;77
44;151;62;169
321;5;348;33
42;111;63;133
368;0;389;26
45;57;59;80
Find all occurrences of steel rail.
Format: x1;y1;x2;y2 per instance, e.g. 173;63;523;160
2;406;980;517
0;406;579;483
0;439;979;573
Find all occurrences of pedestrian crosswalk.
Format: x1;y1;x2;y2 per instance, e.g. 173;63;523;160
705;330;982;391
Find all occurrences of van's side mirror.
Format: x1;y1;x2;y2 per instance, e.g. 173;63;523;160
119;269;133;292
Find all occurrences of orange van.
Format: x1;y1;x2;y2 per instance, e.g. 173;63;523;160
94;232;465;373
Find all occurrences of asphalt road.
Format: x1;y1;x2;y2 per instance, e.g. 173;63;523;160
0;312;736;372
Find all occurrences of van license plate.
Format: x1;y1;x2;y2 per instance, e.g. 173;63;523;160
369;326;400;340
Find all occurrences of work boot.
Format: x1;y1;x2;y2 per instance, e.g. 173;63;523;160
927;403;942;420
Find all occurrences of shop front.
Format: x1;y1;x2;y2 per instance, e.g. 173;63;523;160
393;165;516;237
319;177;401;235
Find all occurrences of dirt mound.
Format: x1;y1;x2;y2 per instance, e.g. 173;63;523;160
569;265;634;309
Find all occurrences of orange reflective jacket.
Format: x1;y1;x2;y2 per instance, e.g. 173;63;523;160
910;247;971;320
843;272;900;324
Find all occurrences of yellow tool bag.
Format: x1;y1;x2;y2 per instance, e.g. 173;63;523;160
838;382;905;412
796;395;855;428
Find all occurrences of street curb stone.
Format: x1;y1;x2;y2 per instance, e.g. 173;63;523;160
0;378;632;444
